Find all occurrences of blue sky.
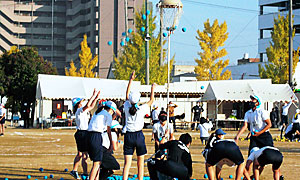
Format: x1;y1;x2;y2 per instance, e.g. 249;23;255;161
150;0;259;65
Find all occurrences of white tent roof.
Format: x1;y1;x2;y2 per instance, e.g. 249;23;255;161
36;74;140;100
202;79;298;102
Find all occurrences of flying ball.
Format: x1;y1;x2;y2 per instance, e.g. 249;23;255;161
128;28;133;34
49;175;54;178
39;167;44;172
107;41;112;46
229;174;233;179
142;14;146;20
27;175;31;179
64;168;68;172
60;178;64;180
182;27;187;32
44;176;48;179
120;41;125;47
5;178;8;180
125;37;130;42
201;85;204;89
163;32;167;37
122;32;126;36
140;27;145;32
166;27;170;31
174;26;177;30
146;10;150;15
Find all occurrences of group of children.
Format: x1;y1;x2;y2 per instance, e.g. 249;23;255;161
69;71;287;180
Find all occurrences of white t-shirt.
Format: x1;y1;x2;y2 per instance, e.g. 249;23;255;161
198;122;213;138
0;108;6;117
244;108;269;133
282;102;292;116
88;110;113;133
102;131;118;149
75;107;90;130
152;122;173;140
123;101;149;132
152;109;159;120
247;146;279;161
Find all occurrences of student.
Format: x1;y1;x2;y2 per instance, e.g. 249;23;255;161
0;103;6;136
151;104;160;125
191;101;203;131
147;133;193;180
70;90;101;180
197;117;213;145
203;129;251;180
87;100;116;180
246;147;284;180
122;71;156;180
99;120;123;180
152;111;174;158
234;95;273;154
284;109;300;141
280;99;294;139
168;101;178;132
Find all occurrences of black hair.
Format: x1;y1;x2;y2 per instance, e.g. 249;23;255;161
179;133;192;145
95;106;111;115
205;132;223;149
129;103;138;116
73;102;80;114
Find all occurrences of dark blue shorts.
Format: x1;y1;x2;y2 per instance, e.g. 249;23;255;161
0;117;5;124
74;130;88;152
124;131;147;156
87;131;103;162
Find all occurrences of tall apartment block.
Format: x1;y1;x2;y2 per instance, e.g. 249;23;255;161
0;0;142;77
259;0;300;62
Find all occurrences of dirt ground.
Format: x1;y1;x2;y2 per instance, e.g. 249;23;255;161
0;127;299;180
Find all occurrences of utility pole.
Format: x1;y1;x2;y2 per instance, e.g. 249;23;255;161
160;7;163;66
145;0;150;85
51;0;54;63
124;0;128;37
98;0;101;77
289;0;293;87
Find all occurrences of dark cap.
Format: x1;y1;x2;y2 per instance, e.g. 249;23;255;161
215;128;226;135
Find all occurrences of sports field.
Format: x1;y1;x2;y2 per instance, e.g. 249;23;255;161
0;128;299;180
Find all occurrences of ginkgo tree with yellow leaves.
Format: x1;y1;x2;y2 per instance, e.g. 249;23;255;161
65;35;98;77
194;19;231;81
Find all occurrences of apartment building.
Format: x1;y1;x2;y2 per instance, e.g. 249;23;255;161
259;0;300;62
0;0;142;77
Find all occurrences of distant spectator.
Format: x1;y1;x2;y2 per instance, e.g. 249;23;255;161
191;101;204;131
50;111;57;119
151;104;160;125
270;108;278;128
167;101;178;132
0;103;6;136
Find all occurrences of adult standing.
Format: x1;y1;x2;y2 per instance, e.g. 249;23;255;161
168;101;178;132
280;99;295;139
122;71;156;180
270;108;278;128
0;103;6;136
191;101;204;131
234;95;273;154
151;104;160;125
70;90;100;180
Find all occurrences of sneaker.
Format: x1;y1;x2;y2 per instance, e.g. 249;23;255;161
280;175;284;180
0;133;3;136
70;170;81;180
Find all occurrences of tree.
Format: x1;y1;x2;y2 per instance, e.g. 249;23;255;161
65;34;98;77
259;14;299;84
0;47;57;128
194;19;231;81
113;6;172;85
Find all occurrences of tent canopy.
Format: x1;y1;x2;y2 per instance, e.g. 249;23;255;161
36;74;140;100
202;79;298;102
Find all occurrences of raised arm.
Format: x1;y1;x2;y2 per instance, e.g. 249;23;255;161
147;83;156;107
126;71;135;100
83;89;100;112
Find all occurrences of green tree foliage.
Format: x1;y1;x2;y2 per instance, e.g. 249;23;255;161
259;14;299;84
0;47;57;128
194;19;231;80
65;35;98;77
113;6;173;85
